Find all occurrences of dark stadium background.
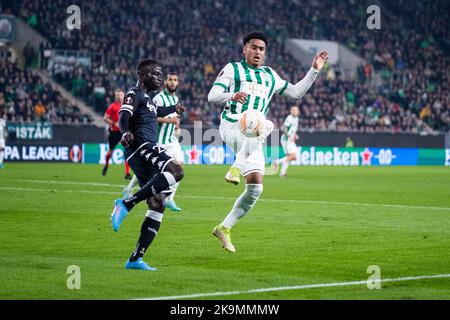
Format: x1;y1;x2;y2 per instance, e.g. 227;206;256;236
0;0;449;304
0;0;448;149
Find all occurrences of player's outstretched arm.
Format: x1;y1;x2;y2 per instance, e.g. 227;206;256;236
157;117;179;125
282;50;329;100
157;103;185;118
118;111;133;147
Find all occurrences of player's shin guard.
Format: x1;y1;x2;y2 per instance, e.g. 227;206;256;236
129;210;163;262
222;184;263;229
124;160;130;174
123;172;176;210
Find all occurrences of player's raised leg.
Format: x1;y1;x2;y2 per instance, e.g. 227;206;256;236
224;165;240;185
111;159;183;232
220;119;244;186
124;161;183;209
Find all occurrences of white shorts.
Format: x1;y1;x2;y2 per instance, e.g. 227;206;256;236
220;117;270;176
281;139;297;155
0;138;5;149
157;141;184;164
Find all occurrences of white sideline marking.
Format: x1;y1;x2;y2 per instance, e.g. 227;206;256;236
0;186;117;195
19;179;121;188
3;181;450;212
136;274;450;300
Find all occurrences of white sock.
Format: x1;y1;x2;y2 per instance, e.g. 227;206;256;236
280;158;289;176
168;182;179;202
281;159;289;175
222;184;263;229
125;175;138;192
0;150;4;165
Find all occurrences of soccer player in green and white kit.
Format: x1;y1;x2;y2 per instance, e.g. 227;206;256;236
208;30;328;252
123;73;184;212
272;106;300;176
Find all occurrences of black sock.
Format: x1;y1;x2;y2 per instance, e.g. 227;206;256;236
129;217;161;262
123;173;170;211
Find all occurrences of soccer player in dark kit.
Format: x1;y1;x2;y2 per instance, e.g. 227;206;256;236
111;59;185;271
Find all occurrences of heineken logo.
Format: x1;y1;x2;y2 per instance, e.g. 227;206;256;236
297;147;360;166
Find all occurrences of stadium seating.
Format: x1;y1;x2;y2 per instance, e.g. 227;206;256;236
1;0;448;132
0;58;93;124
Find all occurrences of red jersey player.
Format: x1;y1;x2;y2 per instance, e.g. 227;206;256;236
102;88;132;179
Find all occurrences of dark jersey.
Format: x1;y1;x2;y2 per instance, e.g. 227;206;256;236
120;86;159;147
119;85;178;159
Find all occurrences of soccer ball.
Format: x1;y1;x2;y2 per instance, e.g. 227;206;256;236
239;109;264;138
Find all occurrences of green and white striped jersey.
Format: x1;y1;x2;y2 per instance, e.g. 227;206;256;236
212;60;289;123
281;114;299;142
153;90;179;144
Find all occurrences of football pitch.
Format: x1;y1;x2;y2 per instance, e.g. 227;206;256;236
0;163;449;300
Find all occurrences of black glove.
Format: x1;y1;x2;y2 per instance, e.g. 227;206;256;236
120;131;134;147
176;103;186;114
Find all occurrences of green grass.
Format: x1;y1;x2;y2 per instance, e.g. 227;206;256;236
0;163;449;300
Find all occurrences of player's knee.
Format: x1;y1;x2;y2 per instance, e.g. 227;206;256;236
147;194;165;212
165;162;184;182
175;165;184;181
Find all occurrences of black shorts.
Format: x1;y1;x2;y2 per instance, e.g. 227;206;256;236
108;130;122;150
126;143;174;187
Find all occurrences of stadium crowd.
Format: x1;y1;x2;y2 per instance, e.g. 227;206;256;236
0;58;93;124
1;0;448;133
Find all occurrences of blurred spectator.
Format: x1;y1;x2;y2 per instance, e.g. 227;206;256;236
34;100;45;120
345;136;354;148
23;42;35;68
3;0;448;133
0;58;93;124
